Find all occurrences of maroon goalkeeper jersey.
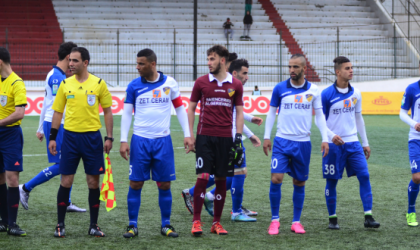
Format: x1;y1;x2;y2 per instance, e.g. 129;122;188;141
190;73;243;137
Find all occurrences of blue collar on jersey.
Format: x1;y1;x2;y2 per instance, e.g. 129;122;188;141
53;65;66;75
140;71;165;84
286;78;309;90
333;81;353;94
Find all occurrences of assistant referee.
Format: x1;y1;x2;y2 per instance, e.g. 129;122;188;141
48;47;114;238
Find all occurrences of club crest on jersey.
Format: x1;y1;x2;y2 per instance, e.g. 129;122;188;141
306;94;313;102
153;89;161;98
294;95;303;103
163;87;170;95
87;95;96;106
228;89;235;97
0;95;7;107
352;97;357;105
343;99;351;108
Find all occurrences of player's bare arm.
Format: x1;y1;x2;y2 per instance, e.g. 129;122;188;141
187;101;197;149
235;105;244;134
363;146;371;160
48;110;63;156
332;135;344;146
0;106;25;127
103;107;113;154
249;135;261;147
251;116;263;126
36;132;44;142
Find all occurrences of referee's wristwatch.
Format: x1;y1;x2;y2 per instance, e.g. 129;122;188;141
104;136;114;142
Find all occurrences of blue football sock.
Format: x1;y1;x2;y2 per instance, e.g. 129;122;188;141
357;173;373;212
231;174;246;213
127;187;142;227
325;179;338;216
269;182;282;220
25;163;60;191
293;185;305;222
158;188;172;227
408;180;420;213
189;175;215;196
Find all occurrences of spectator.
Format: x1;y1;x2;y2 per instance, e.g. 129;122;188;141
243;11;253;39
245;0;252;15
223;18;234;40
252;85;261;95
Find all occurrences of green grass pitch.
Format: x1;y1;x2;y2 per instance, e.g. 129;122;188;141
0;115;416;249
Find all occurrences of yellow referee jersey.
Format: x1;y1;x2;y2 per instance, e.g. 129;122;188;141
0;72;27;127
52;74;112;132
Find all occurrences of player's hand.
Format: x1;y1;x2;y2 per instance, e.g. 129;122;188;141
321;142;329;158
48;140;57;156
251;117;263;126
36;132;44;142
233;133;244;164
184;137;195;153
332;135;344;146
249;135;261;147
415;123;420;132
263;139;271;156
120;142;130;161
104;140;112;154
363;146;371;160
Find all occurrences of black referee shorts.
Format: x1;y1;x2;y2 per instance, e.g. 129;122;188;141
195;134;234;177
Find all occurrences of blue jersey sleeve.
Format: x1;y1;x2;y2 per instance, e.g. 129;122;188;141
401;85;413;111
124;83;135;104
270;84;281;107
48;75;64;96
321;89;329;115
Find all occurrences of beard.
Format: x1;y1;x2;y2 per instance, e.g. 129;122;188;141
290;70;303;80
210;62;221;75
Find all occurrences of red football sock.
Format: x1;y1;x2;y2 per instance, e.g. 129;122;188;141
213;179;227;224
193;178;208;222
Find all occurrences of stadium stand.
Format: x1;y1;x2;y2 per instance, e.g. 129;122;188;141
0;0;63;82
269;0;419;82
52;0;290;86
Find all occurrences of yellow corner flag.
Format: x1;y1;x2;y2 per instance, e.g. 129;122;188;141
100;153;116;211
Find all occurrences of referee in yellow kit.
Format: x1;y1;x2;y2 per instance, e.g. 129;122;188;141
48;47;113;238
0;47;27;236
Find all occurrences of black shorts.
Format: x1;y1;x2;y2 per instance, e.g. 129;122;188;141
195;134;234;177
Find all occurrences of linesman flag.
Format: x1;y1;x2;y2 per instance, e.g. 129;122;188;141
100;153;116;211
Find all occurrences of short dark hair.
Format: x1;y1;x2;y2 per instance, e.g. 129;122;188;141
228;58;249;74
58;42;77;61
333;56;351;72
137;48;157;63
207;45;229;61
290;54;306;66
0;47;11;64
228;52;238;63
71;47;90;63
